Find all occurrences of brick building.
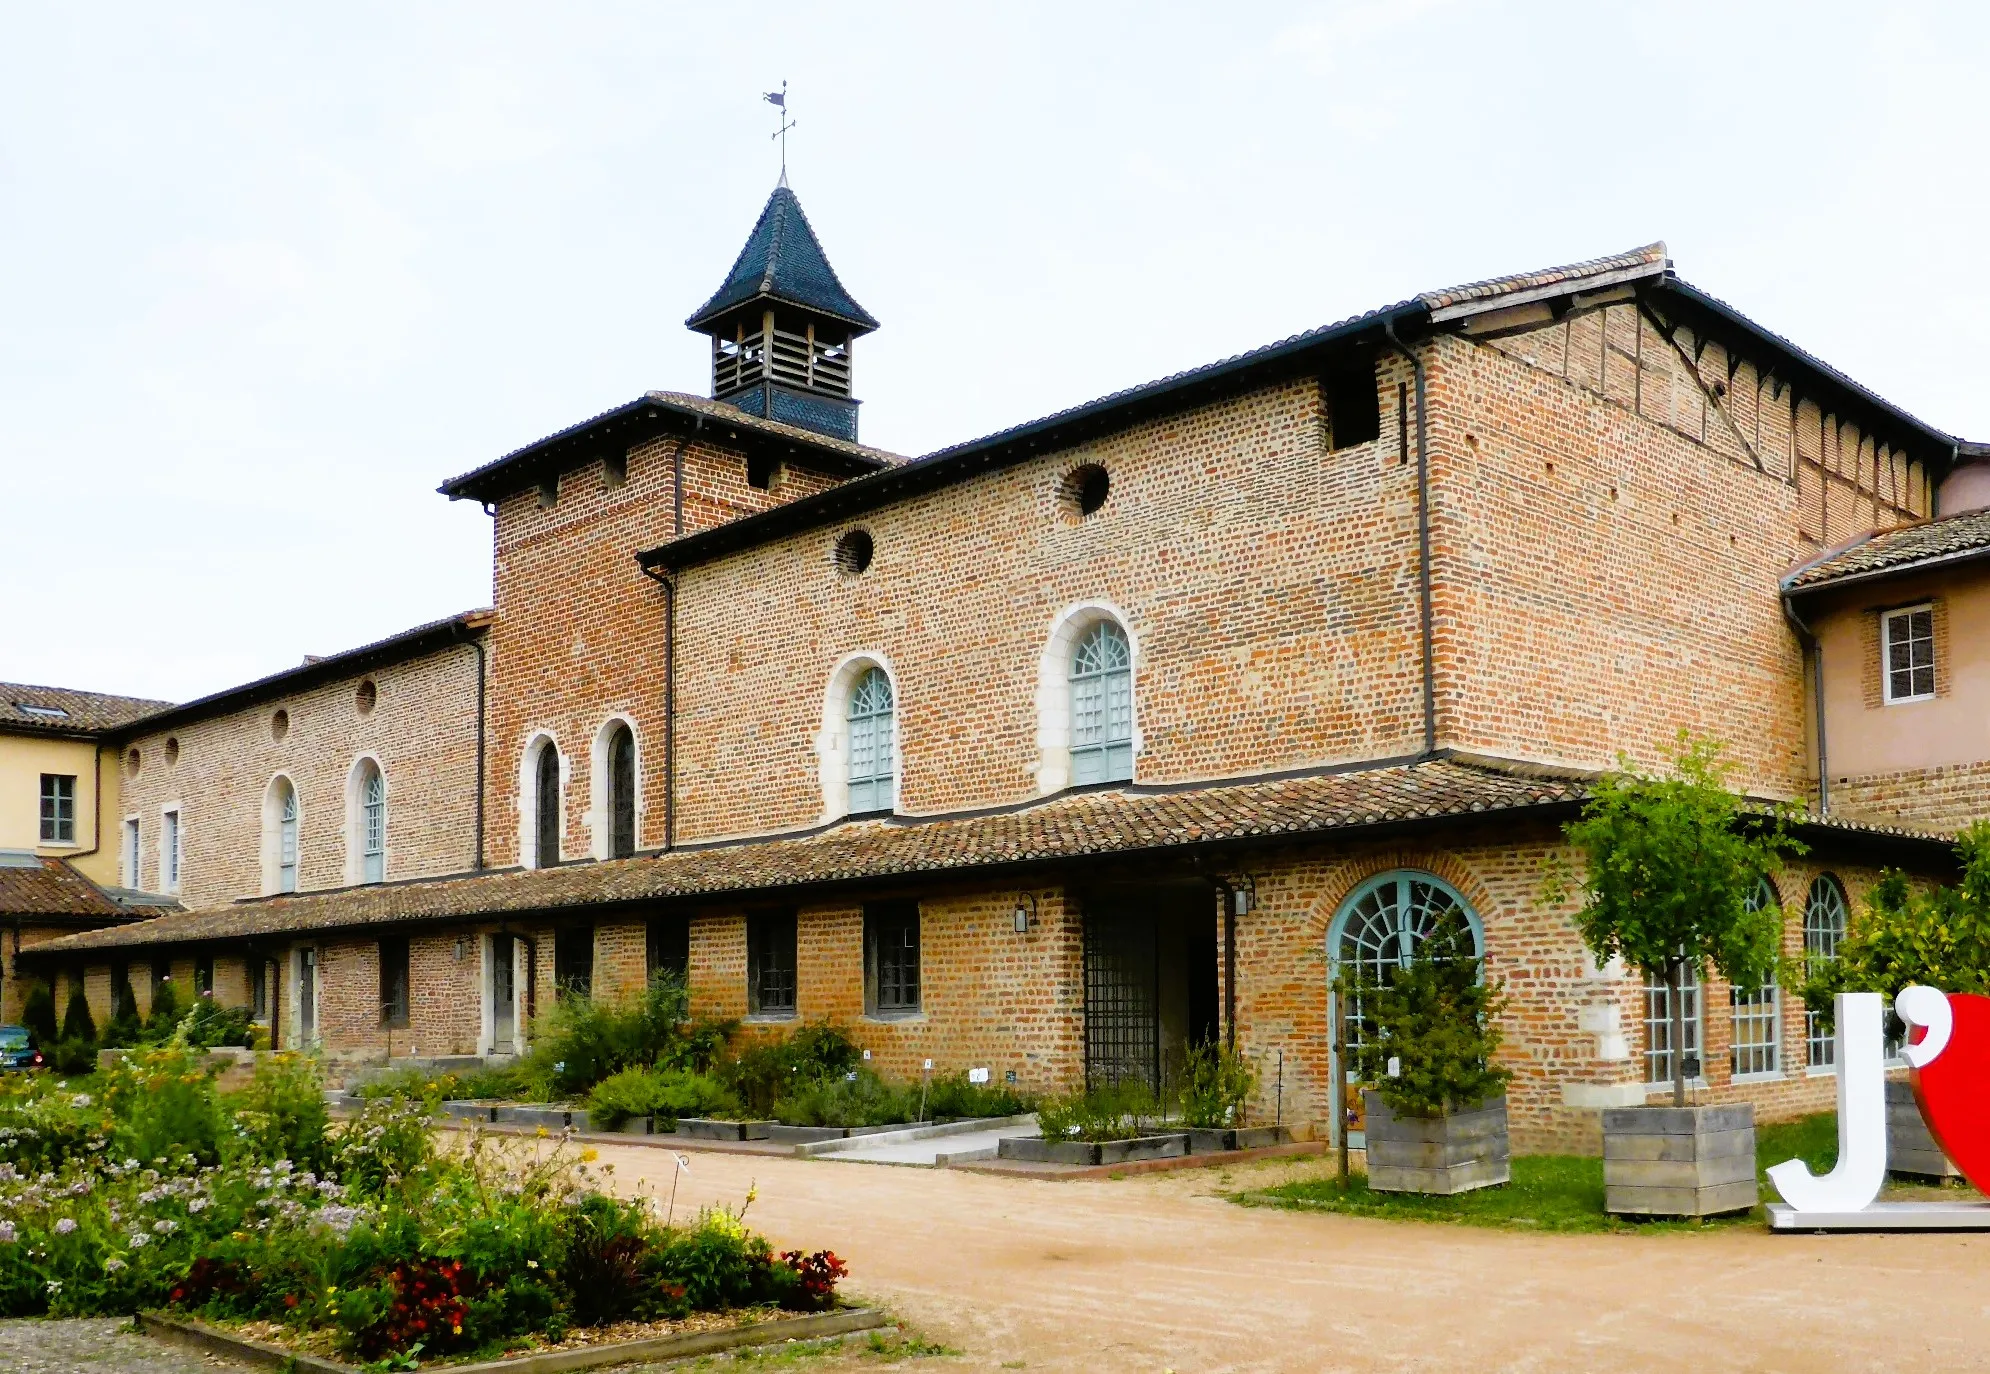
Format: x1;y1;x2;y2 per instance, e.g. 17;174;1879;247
23;191;1987;1149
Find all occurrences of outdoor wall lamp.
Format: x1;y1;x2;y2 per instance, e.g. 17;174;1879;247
1012;892;1038;934
1227;873;1258;916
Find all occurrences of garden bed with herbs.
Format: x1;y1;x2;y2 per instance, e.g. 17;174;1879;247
0;1038;853;1367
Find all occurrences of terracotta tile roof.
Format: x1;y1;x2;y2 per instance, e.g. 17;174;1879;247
0;854;133;923
21;758;1950;957
1417;242;1671;316
1783;507;1990;591
0;684;172;737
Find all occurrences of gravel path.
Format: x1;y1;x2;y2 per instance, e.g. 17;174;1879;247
0;1318;248;1374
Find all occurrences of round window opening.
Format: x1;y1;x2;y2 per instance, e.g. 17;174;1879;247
1060;464;1111;521
164;737;180;767
271;709;290;743
356;679;378;716
126;748;141;777
834;528;875;576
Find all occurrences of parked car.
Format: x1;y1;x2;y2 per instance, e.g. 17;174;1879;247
0;1025;44;1071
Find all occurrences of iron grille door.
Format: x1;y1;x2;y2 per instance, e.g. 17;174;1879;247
1084;908;1159;1091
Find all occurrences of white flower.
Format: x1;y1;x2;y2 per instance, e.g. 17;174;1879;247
104;1257;125;1273
0;1221;15;1244
70;1093;92;1108
54;1218;77;1235
44;1280;60;1294
188;1198;208;1214
153;1219;178;1235
127;1232;149;1248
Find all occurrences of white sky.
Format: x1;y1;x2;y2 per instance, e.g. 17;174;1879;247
4;2;1987;703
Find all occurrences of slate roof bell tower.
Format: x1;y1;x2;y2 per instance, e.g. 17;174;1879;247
686;185;878;443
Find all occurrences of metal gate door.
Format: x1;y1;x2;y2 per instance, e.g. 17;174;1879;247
1084;908;1159;1091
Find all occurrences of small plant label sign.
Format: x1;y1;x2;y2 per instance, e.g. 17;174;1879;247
968;1067;991;1084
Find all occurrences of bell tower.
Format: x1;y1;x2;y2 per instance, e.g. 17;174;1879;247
685;185;879;443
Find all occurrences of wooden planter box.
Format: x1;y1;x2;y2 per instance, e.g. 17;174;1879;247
1888;1079;1964;1181
1363;1091;1510;1195
1602;1103;1756;1217
677;1117;773;1141
1187;1126;1291;1154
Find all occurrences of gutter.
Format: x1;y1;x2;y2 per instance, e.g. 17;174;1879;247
1781;592;1829;813
1382;318;1439;757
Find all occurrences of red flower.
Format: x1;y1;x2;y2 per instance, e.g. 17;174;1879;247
283;1294;299;1309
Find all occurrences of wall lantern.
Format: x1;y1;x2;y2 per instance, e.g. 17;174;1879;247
1012;892;1039;935
1227;874;1258;917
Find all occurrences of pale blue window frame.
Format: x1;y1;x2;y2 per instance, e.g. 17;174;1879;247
846;667;896;813
1069;620;1132;785
1328;871;1484;1062
277;784;299;893
1803;874;1848;1070
1730;877;1781;1079
360;764;386;884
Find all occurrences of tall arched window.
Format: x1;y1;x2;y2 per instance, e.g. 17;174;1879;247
1804;874;1850;1068
535;743;562;868
846;667;896;813
1730;876;1781;1078
1069;620;1132;785
357;760;386;884
606;724;636;859
1329;871;1483;1060
276;779;299;893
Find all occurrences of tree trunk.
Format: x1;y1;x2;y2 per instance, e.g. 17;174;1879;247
1668;953;1687;1108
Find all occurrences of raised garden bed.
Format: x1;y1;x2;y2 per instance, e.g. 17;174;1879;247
1000;1133;1190;1166
492;1104;590;1132
767;1122;908;1144
679;1117;776;1141
136;1306;889;1372
1363;1091;1510;1195
1188;1126;1291;1153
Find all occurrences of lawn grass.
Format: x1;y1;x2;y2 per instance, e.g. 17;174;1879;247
1233;1111;1867;1234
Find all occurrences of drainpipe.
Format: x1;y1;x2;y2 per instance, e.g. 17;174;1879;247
452;623;489;870
1382;318;1437;757
1782;591;1829;813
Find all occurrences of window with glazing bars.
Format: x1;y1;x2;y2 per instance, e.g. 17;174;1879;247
163;809;182;892
1644;963;1702;1085
1883;605;1935;702
535;745;561;867
1070;621;1132;785
646;916;689;984
865;902;921;1016
1804;875;1848;1068
277;784;298;892
608;726;636;858
553;925;593;1001
39;774;75;844
123;818;140;887
1730;878;1781;1077
361;765;386;883
846;668;896;812
379;937;410;1027
747;910;798;1016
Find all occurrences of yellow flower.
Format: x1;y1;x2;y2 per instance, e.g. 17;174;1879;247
580;1149;598;1163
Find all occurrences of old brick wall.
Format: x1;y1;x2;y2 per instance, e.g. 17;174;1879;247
117;645;483;911
669;374;1425;839
484;437;853;869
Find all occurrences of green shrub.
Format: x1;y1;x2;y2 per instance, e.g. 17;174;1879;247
514;973;693;1099
21;981;57;1046
774;1068;914;1128
331;1093;435;1195
923;1071;1033;1121
448;1064;527;1100
1340;906;1509;1118
587;1066;739;1129
59;985;96;1044
1036;1080;1161;1142
182;997;256;1049
1178;1042;1258;1127
49;1038;96;1075
101;1042;227;1165
224;1052;331;1172
720;1022;862;1116
144;980;183;1035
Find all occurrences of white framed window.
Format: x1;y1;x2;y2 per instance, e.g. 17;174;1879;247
122;817;141;888
1882;604;1935;703
590;718;640;860
1804;874;1849;1069
1730;877;1782;1079
846;667;896;813
1644;963;1703;1087
358;761;386;884
526;737;563;868
161;807;182;893
39;773;76;845
1069;620;1133;785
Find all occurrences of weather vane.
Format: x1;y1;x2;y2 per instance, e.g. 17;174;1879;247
763;81;796;186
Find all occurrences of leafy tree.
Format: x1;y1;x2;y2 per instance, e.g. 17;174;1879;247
1548;734;1801;1106
1803;821;1990;1022
1340;906;1510;1118
20;981;57;1046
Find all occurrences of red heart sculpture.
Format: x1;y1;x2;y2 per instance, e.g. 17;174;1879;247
1909;991;1990;1194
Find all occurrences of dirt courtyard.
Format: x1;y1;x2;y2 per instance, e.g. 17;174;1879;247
596;1142;1990;1373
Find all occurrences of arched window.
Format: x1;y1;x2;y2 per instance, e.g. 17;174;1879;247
275;779;299;893
1329;871;1483;1060
534;742;562;868
1730;876;1781;1078
606;724;636;859
1804;874;1850;1068
1069;620;1132;785
846;667;896;813
357;760;386;884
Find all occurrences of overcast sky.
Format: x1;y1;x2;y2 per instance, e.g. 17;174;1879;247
4;2;1986;703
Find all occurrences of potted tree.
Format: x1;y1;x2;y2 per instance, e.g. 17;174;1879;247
1343;906;1512;1194
1802;824;1990;1181
1553;735;1797;1218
